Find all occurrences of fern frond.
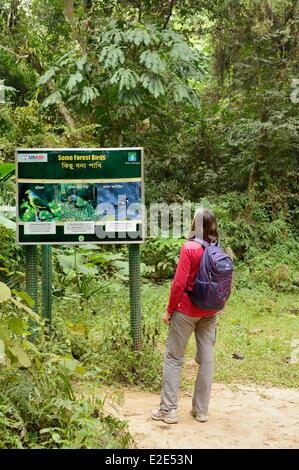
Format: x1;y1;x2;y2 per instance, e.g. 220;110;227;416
41;91;62;109
170;42;195;62
140;73;165;98
81;86;99;105
172;83;200;108
111;68;139;91
66;71;84;91
124;28;153;46
101;28;124;45
99;45;125;69
139;51;166;74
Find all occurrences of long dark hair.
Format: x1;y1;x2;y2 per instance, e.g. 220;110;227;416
188;208;219;243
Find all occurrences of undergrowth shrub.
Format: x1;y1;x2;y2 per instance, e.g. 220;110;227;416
140;193;298;291
0;366;131;449
0;282;132;449
52;286;165;392
141;237;184;281
0;226;24;287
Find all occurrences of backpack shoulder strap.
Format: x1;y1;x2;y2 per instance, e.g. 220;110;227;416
192;238;209;249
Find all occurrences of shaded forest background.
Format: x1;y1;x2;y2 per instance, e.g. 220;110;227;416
1;0;298;214
0;0;298;450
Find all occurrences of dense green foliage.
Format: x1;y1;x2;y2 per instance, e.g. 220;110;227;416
1;1;297;211
0;0;298;450
0;275;132;448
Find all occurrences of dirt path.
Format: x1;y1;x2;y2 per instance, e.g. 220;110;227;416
112;383;299;449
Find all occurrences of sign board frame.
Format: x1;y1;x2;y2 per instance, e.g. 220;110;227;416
16;147;145;245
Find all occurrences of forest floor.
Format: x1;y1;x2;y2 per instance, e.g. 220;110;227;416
111;382;299;449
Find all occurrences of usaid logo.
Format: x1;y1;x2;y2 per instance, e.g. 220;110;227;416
18;153;48;163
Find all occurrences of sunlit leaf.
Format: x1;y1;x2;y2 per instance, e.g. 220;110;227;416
111;68;138;91
140;73;165;97
0;282;11;303
0;339;6;365
9;344;31;368
124;28;153;46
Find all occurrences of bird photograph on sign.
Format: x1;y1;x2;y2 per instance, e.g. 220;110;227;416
60;183;97;221
96;182;142;221
19;184;61;222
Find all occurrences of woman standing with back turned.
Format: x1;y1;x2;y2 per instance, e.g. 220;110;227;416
152;208;223;424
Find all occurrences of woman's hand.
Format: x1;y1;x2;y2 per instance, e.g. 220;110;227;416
162;311;172;325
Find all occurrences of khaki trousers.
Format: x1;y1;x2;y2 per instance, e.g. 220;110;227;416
160;311;217;415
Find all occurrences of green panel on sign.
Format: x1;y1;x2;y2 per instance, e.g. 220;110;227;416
17;149;142;180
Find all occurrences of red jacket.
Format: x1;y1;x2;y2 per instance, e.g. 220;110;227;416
167;240;217;317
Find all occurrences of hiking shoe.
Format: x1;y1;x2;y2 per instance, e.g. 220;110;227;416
190;410;208;422
151;409;178;424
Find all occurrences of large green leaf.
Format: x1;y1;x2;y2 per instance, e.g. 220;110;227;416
38;67;58;85
66;71;84;91
99;45;125;69
8;317;25;336
12;290;35;308
170;42;195;62
140;73;165;97
9;344;31;368
124;27;154;46
139;51;166;74
0;327;10;346
112;260;129;276
81;86;99;105
77;264;98;275
59;357;85;374
101;28;124;45
111;68;138;91
0;163;15;179
119;88;143;106
58;253;85;271
0;282;11;303
172;83;200;108
76;55;88;71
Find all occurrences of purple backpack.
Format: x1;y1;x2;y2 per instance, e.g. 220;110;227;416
187;238;234;311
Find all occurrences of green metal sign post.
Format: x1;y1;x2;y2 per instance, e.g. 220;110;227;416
25;243;141;348
18;148;144;348
128;244;142;351
41;245;52;324
25;245;38;338
25;245;38;313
